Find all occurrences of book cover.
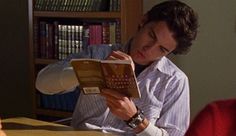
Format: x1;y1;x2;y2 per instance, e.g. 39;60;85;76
70;59;141;98
39;21;47;58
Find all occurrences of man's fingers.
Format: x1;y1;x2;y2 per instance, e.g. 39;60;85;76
101;89;125;100
107;51;130;60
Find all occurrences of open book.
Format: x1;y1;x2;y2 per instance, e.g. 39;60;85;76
70;58;141;98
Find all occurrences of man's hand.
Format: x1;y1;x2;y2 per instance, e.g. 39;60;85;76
101;89;137;121
106;51;135;71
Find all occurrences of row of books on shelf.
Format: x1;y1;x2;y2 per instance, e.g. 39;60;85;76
39;89;80;112
35;20;121;60
34;0;120;12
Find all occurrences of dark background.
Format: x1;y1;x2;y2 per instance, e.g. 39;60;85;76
0;0;32;118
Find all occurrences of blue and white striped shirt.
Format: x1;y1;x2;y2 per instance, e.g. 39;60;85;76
65;44;190;136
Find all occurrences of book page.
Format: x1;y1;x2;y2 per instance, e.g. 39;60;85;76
101;60;141;98
71;59;105;94
71;59;141;98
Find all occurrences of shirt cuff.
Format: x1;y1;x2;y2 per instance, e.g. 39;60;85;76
136;122;168;136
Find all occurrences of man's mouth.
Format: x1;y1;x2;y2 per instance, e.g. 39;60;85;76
137;50;145;58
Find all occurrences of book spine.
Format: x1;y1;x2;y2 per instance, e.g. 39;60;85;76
99;0;109;11
109;22;116;45
78;25;84;52
51;0;57;11
115;20;121;44
74;25;79;53
67;25;72;56
116;0;120;11
109;0;113;11
82;0;89;11
71;25;75;54
44;0;50;11
54;21;59;59
47;24;54;59
38;0;44;10
75;0;81;11
102;21;110;44
56;0;63;11
79;0;85;11
113;0;117;11
96;25;102;45
82;23;90;49
71;0;77;11
33;21;39;58
62;25;68;59
58;24;63;60
34;0;40;10
95;0;102;11
39;21;46;58
87;0;93;11
62;0;68;11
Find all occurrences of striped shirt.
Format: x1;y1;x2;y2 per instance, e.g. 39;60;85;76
65;44;190;136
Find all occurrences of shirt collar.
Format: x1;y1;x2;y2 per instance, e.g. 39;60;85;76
148;56;178;76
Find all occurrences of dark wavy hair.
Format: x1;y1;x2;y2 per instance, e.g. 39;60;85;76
145;0;199;54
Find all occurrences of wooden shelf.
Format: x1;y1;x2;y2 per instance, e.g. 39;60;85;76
34;11;121;19
29;0;143;119
36;108;72;118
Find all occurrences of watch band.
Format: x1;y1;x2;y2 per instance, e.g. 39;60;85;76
125;107;145;128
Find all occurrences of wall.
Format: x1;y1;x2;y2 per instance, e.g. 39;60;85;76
144;0;236;119
0;0;32;118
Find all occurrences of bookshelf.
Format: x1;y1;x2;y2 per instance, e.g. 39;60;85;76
28;0;143;120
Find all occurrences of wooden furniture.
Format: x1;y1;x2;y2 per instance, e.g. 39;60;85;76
28;0;143;120
2;117;112;136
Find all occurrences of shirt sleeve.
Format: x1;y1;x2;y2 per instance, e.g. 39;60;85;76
35;60;79;94
35;48;91;94
35;44;120;95
155;74;190;136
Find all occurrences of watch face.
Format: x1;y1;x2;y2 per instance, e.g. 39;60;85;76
129;122;137;128
127;110;145;128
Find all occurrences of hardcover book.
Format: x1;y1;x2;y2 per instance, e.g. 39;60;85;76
70;58;141;98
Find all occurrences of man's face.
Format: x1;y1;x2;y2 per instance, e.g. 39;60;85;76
130;21;177;65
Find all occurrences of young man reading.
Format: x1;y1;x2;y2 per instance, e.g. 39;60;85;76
36;1;199;135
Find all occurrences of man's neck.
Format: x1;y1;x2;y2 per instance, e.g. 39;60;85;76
134;62;149;77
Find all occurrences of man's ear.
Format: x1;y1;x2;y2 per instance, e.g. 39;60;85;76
138;14;148;30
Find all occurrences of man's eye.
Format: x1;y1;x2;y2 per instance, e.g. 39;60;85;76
160;47;166;53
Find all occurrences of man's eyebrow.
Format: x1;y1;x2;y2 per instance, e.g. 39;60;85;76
154;30;170;53
160;45;170;53
151;28;157;40
150;26;171;53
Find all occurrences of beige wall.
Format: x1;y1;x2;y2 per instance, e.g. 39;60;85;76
144;0;236;119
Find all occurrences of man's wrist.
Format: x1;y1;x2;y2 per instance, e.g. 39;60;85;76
125;107;144;128
124;107;149;133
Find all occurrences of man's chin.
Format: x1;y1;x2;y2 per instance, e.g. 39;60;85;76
134;60;148;65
